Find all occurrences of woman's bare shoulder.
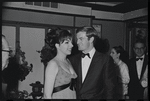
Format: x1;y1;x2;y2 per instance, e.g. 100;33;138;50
46;59;59;72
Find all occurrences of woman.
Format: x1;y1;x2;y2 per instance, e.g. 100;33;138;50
43;28;77;99
110;46;130;99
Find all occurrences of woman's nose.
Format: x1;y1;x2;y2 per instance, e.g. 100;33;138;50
70;43;73;47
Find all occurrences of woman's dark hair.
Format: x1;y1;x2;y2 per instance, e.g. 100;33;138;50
45;28;72;59
113;45;129;65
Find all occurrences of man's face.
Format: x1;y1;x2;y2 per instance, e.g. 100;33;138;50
133;42;146;57
76;32;90;52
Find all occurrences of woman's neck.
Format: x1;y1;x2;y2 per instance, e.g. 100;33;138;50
114;58;120;65
55;53;67;62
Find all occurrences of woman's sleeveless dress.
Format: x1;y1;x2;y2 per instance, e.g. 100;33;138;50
52;64;77;99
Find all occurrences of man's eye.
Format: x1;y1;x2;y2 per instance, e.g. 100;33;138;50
80;38;83;41
65;42;69;44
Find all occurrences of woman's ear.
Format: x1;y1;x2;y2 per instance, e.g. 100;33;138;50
117;53;120;58
55;43;59;49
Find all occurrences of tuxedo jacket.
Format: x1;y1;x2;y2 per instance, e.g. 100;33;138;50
128;54;148;99
69;51;117;99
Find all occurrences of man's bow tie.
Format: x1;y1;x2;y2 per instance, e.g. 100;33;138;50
136;58;143;61
81;53;91;58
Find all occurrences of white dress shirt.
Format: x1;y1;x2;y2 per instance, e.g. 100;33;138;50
81;48;96;82
136;55;145;79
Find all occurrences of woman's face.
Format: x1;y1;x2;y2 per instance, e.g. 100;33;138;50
59;38;73;55
110;48;119;60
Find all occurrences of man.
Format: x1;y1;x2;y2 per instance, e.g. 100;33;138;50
128;39;148;99
69;26;117;99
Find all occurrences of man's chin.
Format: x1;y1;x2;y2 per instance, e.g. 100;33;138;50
78;47;83;51
137;54;144;57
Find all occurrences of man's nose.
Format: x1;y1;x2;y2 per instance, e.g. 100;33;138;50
77;39;80;44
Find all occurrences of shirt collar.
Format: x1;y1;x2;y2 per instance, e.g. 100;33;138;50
88;47;96;59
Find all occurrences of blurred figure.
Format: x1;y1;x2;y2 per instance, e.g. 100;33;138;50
43;28;77;99
128;39;148;99
110;45;130;99
142;65;148;99
2;35;10;70
2;35;10;99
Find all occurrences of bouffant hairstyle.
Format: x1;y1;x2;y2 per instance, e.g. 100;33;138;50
113;46;129;65
45;28;72;59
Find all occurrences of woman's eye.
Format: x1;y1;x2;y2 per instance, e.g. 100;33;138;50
65;41;69;44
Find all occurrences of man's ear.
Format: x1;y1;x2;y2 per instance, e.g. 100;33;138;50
89;37;94;43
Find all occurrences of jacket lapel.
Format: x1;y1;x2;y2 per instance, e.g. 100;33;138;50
140;55;148;80
77;53;82;90
80;51;99;91
133;58;139;80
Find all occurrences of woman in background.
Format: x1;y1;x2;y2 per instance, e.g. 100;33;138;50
110;46;130;99
43;28;77;99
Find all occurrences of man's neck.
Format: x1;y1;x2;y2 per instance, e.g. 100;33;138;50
82;45;94;54
136;54;145;58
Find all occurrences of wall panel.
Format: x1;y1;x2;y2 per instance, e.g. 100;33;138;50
18;27;45;95
3;9;74;26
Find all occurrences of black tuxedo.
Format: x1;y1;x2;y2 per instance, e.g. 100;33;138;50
69;51;117;99
128;55;148;99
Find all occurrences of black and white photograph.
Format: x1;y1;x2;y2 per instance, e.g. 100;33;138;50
2;2;148;100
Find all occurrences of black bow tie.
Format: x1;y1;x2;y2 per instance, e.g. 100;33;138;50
81;53;91;58
136;58;143;61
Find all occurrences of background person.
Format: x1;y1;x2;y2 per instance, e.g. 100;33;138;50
2;35;10;99
110;45;130;99
128;39;148;99
2;35;10;70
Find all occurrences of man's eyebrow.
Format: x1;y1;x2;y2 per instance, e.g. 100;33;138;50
78;37;84;39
